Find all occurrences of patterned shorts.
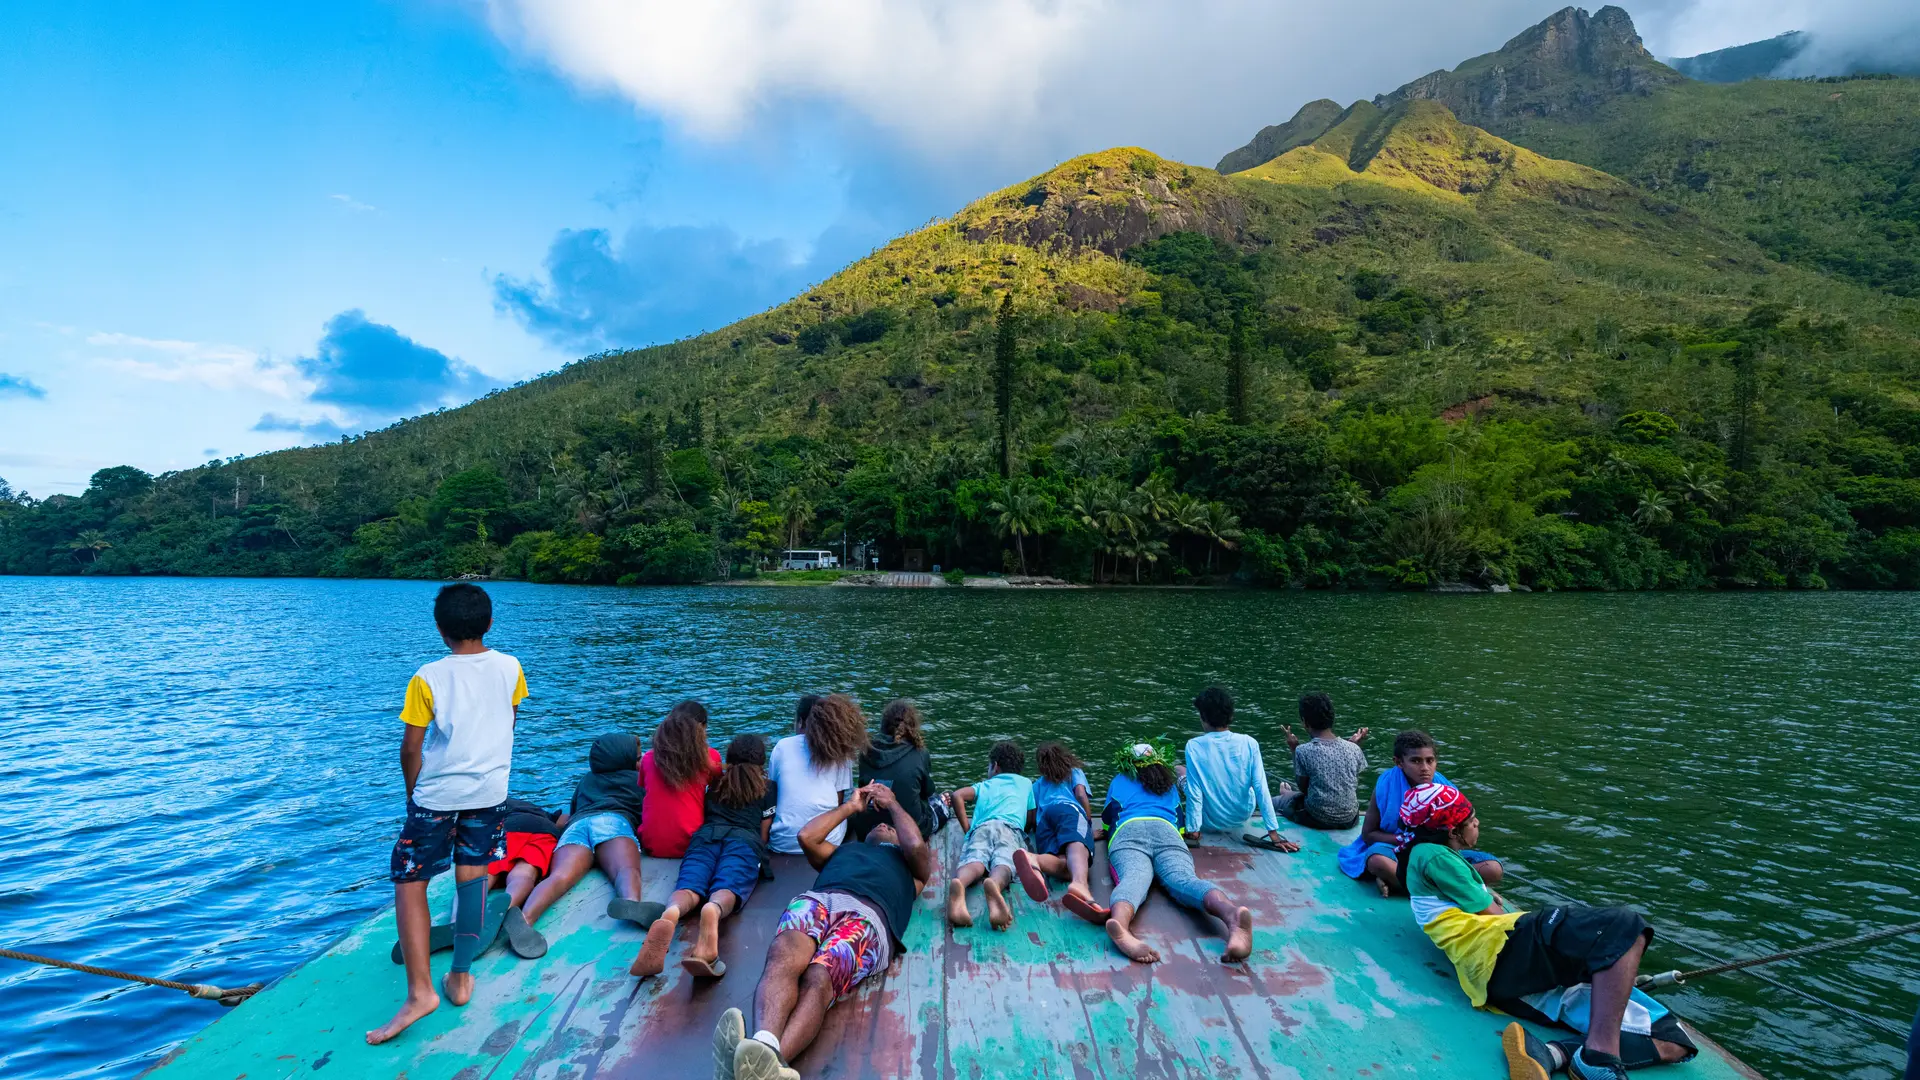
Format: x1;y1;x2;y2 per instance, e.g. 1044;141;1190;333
389;798;506;883
775;891;890;1000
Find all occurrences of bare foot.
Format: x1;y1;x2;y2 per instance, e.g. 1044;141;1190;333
1375;877;1392;899
630;913;680;977
1222;907;1253;963
366;990;439;1044
442;971;475;1007
947;880;973;927
1105;919;1160;964
983;878;1013;930
686;902;722;967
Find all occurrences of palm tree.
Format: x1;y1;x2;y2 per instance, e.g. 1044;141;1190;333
1634;489;1674;529
596;450;631;513
1199;501;1244;573
68;530;111;563
1169;493;1209;571
1678;464;1726;509
553;473;605;530
775;486;814;551
988;481;1050;576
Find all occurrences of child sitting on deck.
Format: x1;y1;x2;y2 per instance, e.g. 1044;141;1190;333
1102;741;1255;965
1336;729;1502;896
632;733;777;979
1011;741;1105;924
948;741;1034;929
505;731;655;960
1182;685;1297;851
639;699;723;858
369;584;528;1046
1396;783;1696;1080
769;694;869;855
1276;691;1370;829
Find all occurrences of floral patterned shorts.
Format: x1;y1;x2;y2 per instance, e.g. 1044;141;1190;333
775;891;890;999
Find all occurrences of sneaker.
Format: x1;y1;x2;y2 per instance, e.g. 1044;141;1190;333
733;1037;800;1080
1501;1022;1556;1080
1568;1048;1628;1080
712;1008;744;1080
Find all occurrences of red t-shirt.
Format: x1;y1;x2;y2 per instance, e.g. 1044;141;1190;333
639;747;722;857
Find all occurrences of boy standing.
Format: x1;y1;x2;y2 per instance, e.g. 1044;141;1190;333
1183;686;1298;851
367;584;528;1046
947;741;1035;930
1277;691;1370;829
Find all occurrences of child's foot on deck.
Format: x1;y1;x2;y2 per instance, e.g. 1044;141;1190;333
631;912;681;977
1374;876;1392;899
1222;907;1254;963
442;970;476;1006
946;880;973;927
1012;849;1049;902
686;902;722;967
983;878;1013;930
365;990;439;1044
1105;919;1160;964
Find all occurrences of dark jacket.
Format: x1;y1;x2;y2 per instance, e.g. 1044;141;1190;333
850;739;934;840
568;733;645;829
502;797;563;838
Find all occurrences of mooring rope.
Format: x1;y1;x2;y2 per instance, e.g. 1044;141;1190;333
0;947;262;1007
1499;871;1913;1039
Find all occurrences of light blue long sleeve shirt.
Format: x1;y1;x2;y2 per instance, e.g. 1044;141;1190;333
1183;730;1281;833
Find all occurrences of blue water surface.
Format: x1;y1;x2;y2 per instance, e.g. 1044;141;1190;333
1;578;1916;1080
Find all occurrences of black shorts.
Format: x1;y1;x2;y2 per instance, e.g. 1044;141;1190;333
1277;791;1360;830
1486;905;1652;1004
389;798;507;883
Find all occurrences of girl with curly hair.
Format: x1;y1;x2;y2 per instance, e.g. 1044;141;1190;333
1100;741;1254;965
639;700;722;859
768;693;871;853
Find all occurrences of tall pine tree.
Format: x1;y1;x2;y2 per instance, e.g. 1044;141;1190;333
1227;307;1251;425
994;292;1017;479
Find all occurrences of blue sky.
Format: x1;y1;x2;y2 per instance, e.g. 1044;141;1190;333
0;0;1855;495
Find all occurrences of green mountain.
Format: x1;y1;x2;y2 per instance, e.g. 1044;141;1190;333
7;8;1920;592
1666;31;1806;83
1214;98;1345;175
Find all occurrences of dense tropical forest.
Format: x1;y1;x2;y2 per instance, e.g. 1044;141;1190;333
6;6;1920;590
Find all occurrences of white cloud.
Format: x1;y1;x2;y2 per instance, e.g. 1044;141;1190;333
85;332;309;398
328;193;377;212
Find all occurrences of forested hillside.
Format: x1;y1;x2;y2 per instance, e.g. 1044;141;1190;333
6;7;1920;591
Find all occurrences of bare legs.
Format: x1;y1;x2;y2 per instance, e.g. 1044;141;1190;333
1585;934;1647;1058
1032;842;1093;902
685;891;740;973
1103;890;1252;965
947;860;1015;929
1365;853;1399;898
496;861;543;909
521;843;595;924
594;836;645;902
753;930;836;1062
632;888;705;977
1104;901;1161;963
947;861;984;926
367;880;438;1044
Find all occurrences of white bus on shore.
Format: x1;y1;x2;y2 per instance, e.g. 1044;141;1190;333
779;549;839;570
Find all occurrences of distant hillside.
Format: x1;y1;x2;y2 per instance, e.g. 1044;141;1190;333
1215;99;1345;175
7;10;1920;593
1666;32;1806;83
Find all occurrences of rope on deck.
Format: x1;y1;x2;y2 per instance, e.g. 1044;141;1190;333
0;947;263;1007
1499;871;1913;1039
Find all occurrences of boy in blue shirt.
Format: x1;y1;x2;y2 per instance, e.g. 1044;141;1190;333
947;741;1035;930
368;584;528;1046
1184;686;1298;851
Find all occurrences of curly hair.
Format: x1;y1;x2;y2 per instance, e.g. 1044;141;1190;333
1299;691;1335;733
988;740;1024;776
1136;762;1177;796
1036;741;1081;783
1393;729;1437;760
651;699;715;791
880;698;925;750
1193;685;1234;729
712;732;769;808
801;693;871;769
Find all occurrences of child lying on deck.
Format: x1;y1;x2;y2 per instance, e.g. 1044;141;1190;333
947;741;1034;930
1101;741;1255;965
1336;729;1503;896
1396;783;1695;1080
1011;741;1107;924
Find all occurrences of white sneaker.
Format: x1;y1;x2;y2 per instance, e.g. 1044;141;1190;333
712;1007;744;1080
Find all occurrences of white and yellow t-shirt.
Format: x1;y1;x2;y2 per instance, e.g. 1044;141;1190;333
400;649;528;811
1406;843;1524;1007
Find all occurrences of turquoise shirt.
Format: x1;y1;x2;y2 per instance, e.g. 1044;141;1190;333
968;772;1035;833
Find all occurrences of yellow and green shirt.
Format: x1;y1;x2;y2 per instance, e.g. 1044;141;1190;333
1405;843;1523;1007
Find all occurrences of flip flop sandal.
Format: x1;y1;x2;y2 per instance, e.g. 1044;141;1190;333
1062;891;1110;926
681;956;728;978
503;905;549;959
608;898;667;925
391;891;508;965
1011;849;1049;902
1242;833;1297;853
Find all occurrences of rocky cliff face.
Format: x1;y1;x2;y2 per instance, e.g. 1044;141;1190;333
1215;98;1347;174
1373;5;1683;132
954;148;1247;258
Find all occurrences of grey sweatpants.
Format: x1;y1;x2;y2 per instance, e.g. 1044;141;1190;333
1108;817;1218;912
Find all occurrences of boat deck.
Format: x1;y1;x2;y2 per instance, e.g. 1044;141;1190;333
144;823;1760;1079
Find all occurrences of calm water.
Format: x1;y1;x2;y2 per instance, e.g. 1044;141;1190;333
0;579;1915;1079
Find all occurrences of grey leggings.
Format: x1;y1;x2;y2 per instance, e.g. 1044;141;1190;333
1108;817;1218;911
